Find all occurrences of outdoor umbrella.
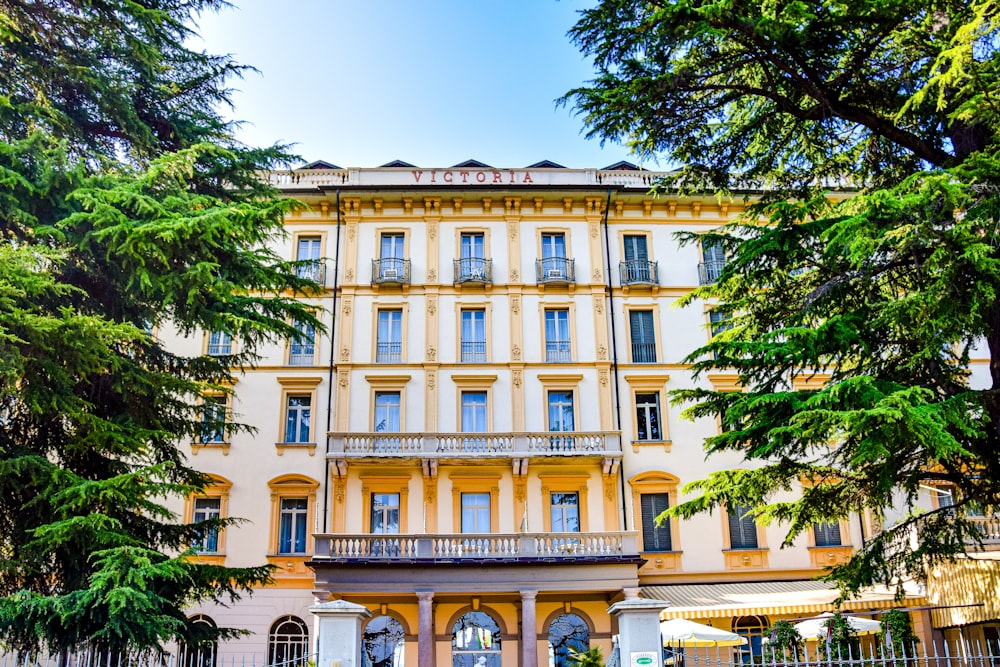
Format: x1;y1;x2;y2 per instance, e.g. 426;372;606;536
793;613;882;641
660;619;748;647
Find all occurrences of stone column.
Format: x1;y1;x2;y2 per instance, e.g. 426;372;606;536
417;591;436;667
311;599;371;667
608;598;669;667
520;590;538;667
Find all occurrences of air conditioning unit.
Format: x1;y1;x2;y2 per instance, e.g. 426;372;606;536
546;269;565;279
382;268;399;279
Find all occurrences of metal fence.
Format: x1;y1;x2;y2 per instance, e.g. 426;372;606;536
664;640;1000;667
0;653;318;667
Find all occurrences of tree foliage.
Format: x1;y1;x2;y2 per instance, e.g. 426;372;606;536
566;0;1000;594
0;0;320;656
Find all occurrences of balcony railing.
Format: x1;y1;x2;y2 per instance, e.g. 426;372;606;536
620;260;659;286
330;431;621;457
460;341;487;363
536;257;575;285
970;515;1000;545
372;258;411;285
313;531;639;561
453;257;492;285
288;350;314;366
631;342;657;363
698;259;726;285
295;260;326;286
545;341;572;363
376;342;402;364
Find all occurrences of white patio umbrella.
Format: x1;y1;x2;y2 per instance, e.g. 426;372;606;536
660;619;749;647
793;613;882;641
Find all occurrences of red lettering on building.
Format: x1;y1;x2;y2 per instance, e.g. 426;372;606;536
508;171;516;183
412;171;423;183
460;171;470;183
522;172;534;183
443;171;453;183
476;171;486;183
430;171;437;183
493;172;502;183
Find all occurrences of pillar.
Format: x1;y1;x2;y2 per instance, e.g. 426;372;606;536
311;599;371;667
521;590;538;667
417;591;435;667
608;598;668;667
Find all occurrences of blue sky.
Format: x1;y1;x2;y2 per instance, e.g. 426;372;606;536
193;0;648;170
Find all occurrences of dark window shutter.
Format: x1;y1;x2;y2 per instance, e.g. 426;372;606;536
814;522;842;547
641;493;671;551
728;504;758;549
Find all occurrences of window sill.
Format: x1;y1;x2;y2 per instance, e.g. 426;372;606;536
630;439;672;453
808;545;853;568
275;442;317;456
189;554;226;565
191;442;230;456
723;548;769;570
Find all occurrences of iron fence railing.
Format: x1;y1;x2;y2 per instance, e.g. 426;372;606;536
620;260;658;286
698;259;727;284
453;257;492;284
372;258;410;285
536;257;575;284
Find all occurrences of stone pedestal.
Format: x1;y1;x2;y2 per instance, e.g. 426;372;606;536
608;599;669;667
311;599;372;667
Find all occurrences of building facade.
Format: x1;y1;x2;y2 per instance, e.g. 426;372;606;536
159;162;996;666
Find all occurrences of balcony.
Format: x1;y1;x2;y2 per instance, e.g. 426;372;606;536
372;258;411;285
295;259;326;286
460;341;487;363
536;257;575;285
313;530;639;562
328;431;622;458
620;260;659;287
971;515;1000;546
545;341;572;363
453;257;492;285
375;342;402;364
631;342;657;363
698;259;726;285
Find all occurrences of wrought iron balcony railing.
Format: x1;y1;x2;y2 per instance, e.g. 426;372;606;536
295;260;326;285
631;342;657;363
545;341;572;363
375;342;402;364
698;259;727;285
536;257;575;284
453;257;492;284
460;341;487;363
372;258;411;285
620;260;659;286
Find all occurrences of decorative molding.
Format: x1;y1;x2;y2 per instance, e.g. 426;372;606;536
345;268;354;282
427;297;437;315
599;369;610;385
427;268;437;282
338;371;349;388
597;345;608;361
427;346;437;362
511;344;521;361
510;296;520;315
341;298;352;315
340;347;350;362
512;370;523;388
426;372;436;391
594;297;604;314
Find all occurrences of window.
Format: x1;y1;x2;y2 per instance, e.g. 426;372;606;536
700;237;727;284
376;233;408;283
381;233;405;259
813;522;842;547
545;309;571;362
461;493;491;533
629;310;657;363
207;331;232;356
640;493;672;552
548;613;589;667
461;391;488;434
295;235;324;283
547;390;575;450
284;395;311;443
728;504;759;549
374;391;401;433
538;232;574;283
179;615;217;667
288;320;315;365
363;616;406;667
199;396;227;444
278;497;309;554
268;615;309;667
455;231;491;283
621;234;656;284
371;493;400;534
192;497;221;553
461;309;486;362
733;616;768;664
541;232;567;259
452;611;501;667
377;310;403;363
550;492;580;532
635;393;662;441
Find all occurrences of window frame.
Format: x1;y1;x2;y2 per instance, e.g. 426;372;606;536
267;475;319;558
292;232;327;285
725;503;763;550
537;373;583;435
183;475;232;561
456;303;492;364
625;306;661;364
374;306;406;364
196;394;230;446
450;473;500;534
628;472;681;558
540;303;577;363
361;474;411;535
540;474;590;533
287;318;318;366
204;330;234;357
276;377;322;453
365;374;411;433
624;375;671;450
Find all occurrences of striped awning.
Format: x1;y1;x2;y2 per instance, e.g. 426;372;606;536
642;581;924;620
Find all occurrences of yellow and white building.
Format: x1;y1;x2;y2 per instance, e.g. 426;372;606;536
160;161;997;666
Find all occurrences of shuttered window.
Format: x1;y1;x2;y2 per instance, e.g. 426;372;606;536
624;235;649;262
728;504;758;549
813;522;842;547
640;493;672;552
630;310;656;363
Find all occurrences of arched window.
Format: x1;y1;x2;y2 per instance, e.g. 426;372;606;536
363;616;406;667
268;615;310;667
733;615;768;664
548;613;590;667
179;615;218;667
452;611;502;667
